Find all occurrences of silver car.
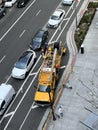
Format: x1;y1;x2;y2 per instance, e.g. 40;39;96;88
62;0;73;5
48;9;65;28
12;49;36;79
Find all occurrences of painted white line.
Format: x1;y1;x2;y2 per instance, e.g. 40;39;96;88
19;30;26;38
36;9;41;16
5;74;12;84
0;56;6;63
0;55;42;124
63;18;69;21
19;102;39;130
4;111;14;118
60;65;66;69
0;0;36;41
56;5;75;41
49;2;74;42
31;104;39;109
3;56;42;130
29;72;37;76
4;67;41;130
43;0;62;33
20;55;42;91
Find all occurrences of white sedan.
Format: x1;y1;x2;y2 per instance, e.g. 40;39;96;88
5;0;16;7
62;0;73;5
48;9;65;28
12;49;36;79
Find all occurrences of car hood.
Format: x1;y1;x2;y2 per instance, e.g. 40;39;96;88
34;91;50;102
48;19;59;26
12;67;27;77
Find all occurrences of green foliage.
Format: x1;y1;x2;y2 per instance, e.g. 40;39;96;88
74;2;97;51
88;2;98;8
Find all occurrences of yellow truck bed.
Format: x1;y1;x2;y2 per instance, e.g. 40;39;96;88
38;68;51;85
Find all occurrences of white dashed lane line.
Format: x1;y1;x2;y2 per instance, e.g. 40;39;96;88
0;56;6;64
19;30;26;38
36;9;41;16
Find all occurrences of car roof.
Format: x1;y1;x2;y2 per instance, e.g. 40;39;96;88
53;9;64;16
0;84;13;100
35;29;47;37
18;51;33;63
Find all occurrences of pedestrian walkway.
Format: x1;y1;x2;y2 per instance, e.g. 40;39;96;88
47;3;98;130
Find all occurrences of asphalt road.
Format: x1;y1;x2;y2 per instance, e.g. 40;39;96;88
0;0;84;130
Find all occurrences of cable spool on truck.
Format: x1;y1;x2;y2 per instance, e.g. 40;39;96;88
34;41;66;107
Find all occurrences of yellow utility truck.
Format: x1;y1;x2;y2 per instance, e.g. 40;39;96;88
34;41;66;107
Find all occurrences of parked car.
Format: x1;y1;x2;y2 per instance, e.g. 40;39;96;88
30;29;49;51
0;4;6;17
11;49;36;79
62;0;73;5
48;9;65;28
16;0;30;8
0;83;15;116
5;0;16;7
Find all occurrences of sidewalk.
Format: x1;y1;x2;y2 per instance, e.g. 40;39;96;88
47;2;98;130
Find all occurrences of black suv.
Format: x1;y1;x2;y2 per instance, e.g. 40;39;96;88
30;29;49;51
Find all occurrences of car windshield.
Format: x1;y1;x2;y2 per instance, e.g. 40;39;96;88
15;52;32;69
15;61;26;69
33;37;42;43
51;15;59;20
38;85;49;92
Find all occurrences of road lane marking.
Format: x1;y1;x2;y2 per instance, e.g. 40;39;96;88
49;2;74;42
19;30;26;38
31;101;39;109
60;65;66;69
29;72;37;76
0;0;36;41
4;58;42;130
5;74;12;84
19;102;39;130
4;111;14;118
31;104;39;109
56;6;75;41
0;56;6;64
0;55;42;124
18;65;66;129
36;9;41;16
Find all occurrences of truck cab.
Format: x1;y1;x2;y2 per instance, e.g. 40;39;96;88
34;85;54;107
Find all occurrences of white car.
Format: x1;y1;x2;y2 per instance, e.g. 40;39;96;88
48;9;65;28
12;49;36;79
5;0;16;7
62;0;73;5
0;83;15;116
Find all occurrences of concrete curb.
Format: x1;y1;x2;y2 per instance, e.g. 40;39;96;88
40;0;90;130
